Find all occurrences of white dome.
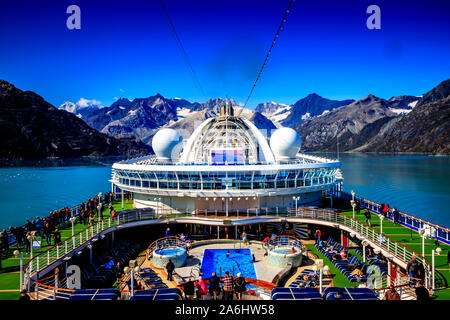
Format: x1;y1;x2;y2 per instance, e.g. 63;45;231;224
269;127;301;160
152;128;183;161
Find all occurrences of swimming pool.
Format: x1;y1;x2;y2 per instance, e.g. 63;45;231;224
201;249;257;279
154;247;185;255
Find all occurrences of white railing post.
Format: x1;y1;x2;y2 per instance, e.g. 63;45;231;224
47;251;50;265
56;245;59;259
65;241;68;254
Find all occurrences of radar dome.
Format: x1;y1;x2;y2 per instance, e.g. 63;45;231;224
152;128;183;161
269;127;301;160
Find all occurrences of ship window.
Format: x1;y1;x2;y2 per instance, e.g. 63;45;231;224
179;182;189;189
159;182;168;189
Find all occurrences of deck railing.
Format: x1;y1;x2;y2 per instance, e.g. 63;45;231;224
327;190;450;244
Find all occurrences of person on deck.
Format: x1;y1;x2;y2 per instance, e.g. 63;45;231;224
221;271;234;300
356;200;361;215
18;289;30;301
194;277;208;300
233;273;248;300
315;229;322;244
165;228;171;237
393;207;400;224
385;285;400;300
242;231;248;245
53;229;61;245
364;209;372;227
382;204;390;218
43;222;52;246
166;259;175;281
24;232;31;253
415;280;431;301
407;255;420;283
89;212;95;227
208;272;221;300
180;277;195;300
0;229;9;258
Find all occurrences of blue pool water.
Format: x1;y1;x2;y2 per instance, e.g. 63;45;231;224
273;248;295;254
154;247;185;255
201;249;257;279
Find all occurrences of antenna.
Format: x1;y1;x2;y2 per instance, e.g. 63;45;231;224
236;0;295;117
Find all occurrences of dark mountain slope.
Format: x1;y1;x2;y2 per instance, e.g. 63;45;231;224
0;80;150;159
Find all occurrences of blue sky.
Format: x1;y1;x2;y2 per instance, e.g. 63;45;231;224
0;0;449;108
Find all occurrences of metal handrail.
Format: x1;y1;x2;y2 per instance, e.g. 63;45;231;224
329;190;450;238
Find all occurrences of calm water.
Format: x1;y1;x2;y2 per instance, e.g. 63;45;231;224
0;154;449;229
0;157;121;229
336;153;450;227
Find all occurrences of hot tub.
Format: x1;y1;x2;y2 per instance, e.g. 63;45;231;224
267;246;303;268
152;246;187;269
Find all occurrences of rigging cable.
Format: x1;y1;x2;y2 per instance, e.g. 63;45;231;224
157;0;206;96
236;0;295;117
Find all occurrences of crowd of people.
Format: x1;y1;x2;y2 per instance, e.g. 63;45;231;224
179;271;250;300
0;191;117;262
352;198;402;226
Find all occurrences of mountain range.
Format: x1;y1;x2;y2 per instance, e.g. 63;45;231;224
58;79;448;155
0;78;448;159
295;80;449;154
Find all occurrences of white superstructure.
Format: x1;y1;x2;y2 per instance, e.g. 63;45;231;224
111;105;342;214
